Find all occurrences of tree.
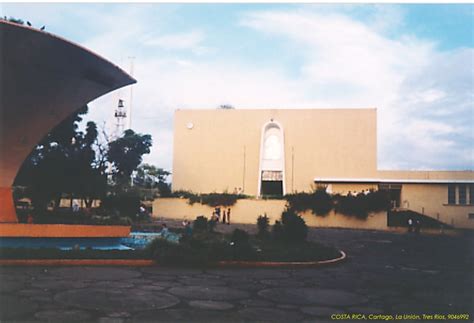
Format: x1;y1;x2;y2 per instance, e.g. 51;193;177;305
134;163;171;196
107;130;152;186
15;106;106;211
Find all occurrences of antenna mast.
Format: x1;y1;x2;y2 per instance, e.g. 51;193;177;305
127;56;135;130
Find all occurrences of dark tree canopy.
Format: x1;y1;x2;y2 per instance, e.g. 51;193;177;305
14;105;159;219
15;106;105;210
134;163;171;196
108;130;152;183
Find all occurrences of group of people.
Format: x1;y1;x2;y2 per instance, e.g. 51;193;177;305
407;217;422;234
211;207;231;224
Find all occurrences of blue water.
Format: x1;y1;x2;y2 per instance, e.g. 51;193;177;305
0;237;132;250
122;232;181;249
0;231;179;250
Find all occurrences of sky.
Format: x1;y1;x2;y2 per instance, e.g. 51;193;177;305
2;3;473;172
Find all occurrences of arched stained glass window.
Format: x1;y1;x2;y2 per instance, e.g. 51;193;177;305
263;134;281;160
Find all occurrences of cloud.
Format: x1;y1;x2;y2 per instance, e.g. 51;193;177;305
15;4;469;171
240;8;473;170
141;30;210;54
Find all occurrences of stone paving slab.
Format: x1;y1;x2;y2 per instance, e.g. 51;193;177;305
168;285;250;301
0;294;38;320
54;288;180;312
258;287;368;306
189;300;234;310
50;267;141;280
0;227;472;322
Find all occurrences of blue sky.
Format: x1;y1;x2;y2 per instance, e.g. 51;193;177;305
2;3;473;172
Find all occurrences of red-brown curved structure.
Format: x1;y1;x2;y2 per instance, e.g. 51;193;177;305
0;20;136;223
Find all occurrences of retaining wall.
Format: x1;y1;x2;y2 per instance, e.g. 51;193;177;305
152;198;388;230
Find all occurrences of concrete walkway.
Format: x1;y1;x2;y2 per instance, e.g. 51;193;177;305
0;227;472;322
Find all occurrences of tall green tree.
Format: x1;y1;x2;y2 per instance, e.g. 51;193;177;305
107;130;152;186
15;106;106;211
134;163;171;196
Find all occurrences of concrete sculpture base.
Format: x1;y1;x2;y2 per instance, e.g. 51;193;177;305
0;224;130;238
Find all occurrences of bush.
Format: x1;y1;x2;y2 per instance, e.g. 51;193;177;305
170;191;246;207
334;190;390;219
334;194;366;218
148;230;254;265
193;216;209;232
272;220;284;241
192;215;217;233
229;229;256;260
286;187;390;219
257;214;270;238
148;238;209;267
272;209;308;243
285;188;333;216
365;190;390;212
208;218;217;232
230;229;249;246
281;209;308;242
310;188;333;215
200;193;241;207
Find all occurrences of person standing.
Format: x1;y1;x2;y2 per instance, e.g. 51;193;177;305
222;210;227;223
407;218;413;233
227;208;231;225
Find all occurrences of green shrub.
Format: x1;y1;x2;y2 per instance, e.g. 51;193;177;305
365;190;390;211
285;188;333;216
200;193;240;207
272;209;308;243
170;190;246;207
281;209;308;242
230;229;249;246
334;190;390;219
310;188;333;215
257;214;270;238
334;194;366;218
208;218;217;232
286;187;389;219
193;216;209;232
272;220;284;241
148;238;209;267
229;229;256;260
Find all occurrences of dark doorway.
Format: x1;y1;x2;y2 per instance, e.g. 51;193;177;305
261;181;283;196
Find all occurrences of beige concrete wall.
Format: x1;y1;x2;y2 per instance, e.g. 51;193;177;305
153;198;388;231
378;170;474;181
173;109;377;196
400;184;474;229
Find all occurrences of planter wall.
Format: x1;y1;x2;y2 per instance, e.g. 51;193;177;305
152;198;388;230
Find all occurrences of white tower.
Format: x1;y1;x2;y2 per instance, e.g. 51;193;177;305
112;57;135;139
114;98;127;138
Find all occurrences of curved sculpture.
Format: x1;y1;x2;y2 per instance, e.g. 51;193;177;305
0;20;136;222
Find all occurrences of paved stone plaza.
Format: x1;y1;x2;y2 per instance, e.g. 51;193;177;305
0;227;472;322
